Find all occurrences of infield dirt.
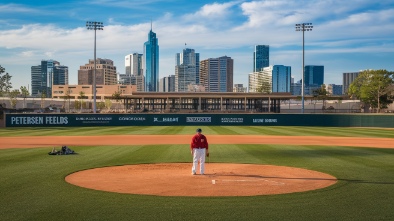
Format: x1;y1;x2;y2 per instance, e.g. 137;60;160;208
66;163;337;196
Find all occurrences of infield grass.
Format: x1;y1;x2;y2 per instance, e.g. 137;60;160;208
1;126;394;221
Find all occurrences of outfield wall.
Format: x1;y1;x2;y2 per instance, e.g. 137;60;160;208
5;113;394;128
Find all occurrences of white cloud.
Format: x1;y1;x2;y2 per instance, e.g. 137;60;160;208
21;51;34;57
183;1;238;23
45;51;55;57
0;3;40;13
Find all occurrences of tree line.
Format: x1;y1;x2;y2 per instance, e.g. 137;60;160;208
348;69;394;112
0;65;30;108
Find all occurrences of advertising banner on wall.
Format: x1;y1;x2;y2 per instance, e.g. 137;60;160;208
6;114;280;127
5;113;394;127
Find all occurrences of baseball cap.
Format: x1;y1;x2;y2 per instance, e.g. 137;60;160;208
196;128;202;132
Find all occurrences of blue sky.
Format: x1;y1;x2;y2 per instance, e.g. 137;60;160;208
1;0;394;91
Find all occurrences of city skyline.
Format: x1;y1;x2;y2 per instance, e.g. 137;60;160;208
1;0;393;91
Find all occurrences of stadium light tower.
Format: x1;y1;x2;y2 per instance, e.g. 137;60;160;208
295;23;313;113
86;21;104;114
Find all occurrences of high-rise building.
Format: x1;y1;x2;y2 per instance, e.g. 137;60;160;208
291;82;302;95
343;72;360;95
200;56;233;92
175;65;196;92
253;45;269;72
248;70;272;93
271;65;291;93
176;48;200;83
233;84;247;93
121;53;144;91
125;53;143;76
248;65;290;93
143;27;159;92
78;58;117;85
31;65;42;96
53;65;68;86
327;84;343;95
159;75;175;92
195;53;200;84
119;74;145;92
175;48;199;92
304;65;324;86
31;60;68;97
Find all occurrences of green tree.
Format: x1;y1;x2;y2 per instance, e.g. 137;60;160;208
97;101;106;110
0;65;12;96
256;81;271;94
312;84;329;110
9;89;20;109
20;86;29;108
112;90;122;110
74;100;81;110
40;91;47;109
79;91;85;111
349;69;394;112
104;99;112;111
62;89;72;112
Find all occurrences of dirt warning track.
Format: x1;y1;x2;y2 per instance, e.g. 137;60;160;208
1;135;394;149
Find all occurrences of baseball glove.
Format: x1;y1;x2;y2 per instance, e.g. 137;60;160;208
206;152;209;157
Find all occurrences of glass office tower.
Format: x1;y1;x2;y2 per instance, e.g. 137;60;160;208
253;45;269;72
143;29;159;92
175;48;199;91
304;65;324;86
31;60;68;97
271;65;291;93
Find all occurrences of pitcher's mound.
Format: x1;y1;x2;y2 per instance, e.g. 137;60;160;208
65;163;337;196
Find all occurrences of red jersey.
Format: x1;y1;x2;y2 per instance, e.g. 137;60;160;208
190;134;208;150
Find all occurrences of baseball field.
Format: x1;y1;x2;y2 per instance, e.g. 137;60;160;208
1;126;394;220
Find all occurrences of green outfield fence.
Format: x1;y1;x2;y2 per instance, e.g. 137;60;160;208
4;113;394;127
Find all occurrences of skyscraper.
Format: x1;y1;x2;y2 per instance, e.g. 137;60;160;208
175;48;199;92
78;58;117;85
248;70;271;93
120;53;144;91
200;56;233;92
304;65;324;86
253;45;269;72
271;65;291;93
125;53;143;76
159;75;175;92
143;27;159;92
342;72;360;95
248;65;290;93
31;60;68;97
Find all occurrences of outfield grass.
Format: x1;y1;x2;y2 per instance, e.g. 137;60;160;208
1;126;394;221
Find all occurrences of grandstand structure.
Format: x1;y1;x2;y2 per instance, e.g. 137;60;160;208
121;92;293;113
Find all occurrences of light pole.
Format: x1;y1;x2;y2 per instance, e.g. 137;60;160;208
295;23;313;113
86;21;104;114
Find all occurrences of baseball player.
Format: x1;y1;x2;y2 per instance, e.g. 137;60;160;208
190;128;209;175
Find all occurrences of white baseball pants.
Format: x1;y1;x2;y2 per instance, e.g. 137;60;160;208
192;148;206;175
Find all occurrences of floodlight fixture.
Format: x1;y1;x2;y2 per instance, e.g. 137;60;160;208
86;21;104;114
295;23;313;113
